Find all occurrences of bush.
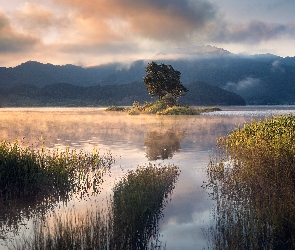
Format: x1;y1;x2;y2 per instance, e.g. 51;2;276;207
157;106;200;115
105;106;127;112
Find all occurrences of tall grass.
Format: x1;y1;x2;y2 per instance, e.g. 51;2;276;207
0;140;114;238
14;164;180;250
112;164;179;249
206;115;295;249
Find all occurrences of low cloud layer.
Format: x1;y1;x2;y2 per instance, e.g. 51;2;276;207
225;77;261;92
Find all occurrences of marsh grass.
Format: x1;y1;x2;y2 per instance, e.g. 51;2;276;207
0;140;114;238
106;100;220;115
207;115;295;249
14;164;179;250
14;207;112;250
105;106;127;112
0;140;114;199
112;164;179;249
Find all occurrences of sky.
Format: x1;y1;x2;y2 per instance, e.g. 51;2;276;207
0;0;294;67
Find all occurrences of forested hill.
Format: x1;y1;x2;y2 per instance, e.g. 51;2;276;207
1;47;295;105
0;81;246;107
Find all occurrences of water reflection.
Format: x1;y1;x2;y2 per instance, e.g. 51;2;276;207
0;188;57;240
0;107;270;249
0;142;114;242
144;129;185;160
207;127;295;249
14;165;179;249
112;165;179;249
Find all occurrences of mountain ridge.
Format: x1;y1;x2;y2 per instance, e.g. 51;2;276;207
1;46;295;105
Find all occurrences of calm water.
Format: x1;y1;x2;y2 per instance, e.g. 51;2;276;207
1;106;295;249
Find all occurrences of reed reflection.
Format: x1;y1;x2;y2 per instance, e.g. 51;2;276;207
15;165;179;250
144;129;185;160
0;141;114;241
206;115;295;250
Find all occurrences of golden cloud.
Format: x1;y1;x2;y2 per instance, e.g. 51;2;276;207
51;0;220;42
0;11;38;53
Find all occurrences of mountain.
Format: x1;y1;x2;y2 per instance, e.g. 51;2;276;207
0;81;246;107
1;45;295;105
0;61;107;88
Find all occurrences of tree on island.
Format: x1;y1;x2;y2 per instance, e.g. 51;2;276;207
143;61;188;105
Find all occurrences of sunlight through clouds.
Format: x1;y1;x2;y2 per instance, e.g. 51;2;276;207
0;0;294;66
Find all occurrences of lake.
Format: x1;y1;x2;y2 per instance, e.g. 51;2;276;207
1;106;295;249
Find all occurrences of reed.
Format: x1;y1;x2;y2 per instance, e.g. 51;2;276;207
13;164;179;250
207;115;295;249
0;140;114;237
111;164;179;249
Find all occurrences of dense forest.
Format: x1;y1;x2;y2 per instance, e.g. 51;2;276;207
1;46;295;106
0;81;246;107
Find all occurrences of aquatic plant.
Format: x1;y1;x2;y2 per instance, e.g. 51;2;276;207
206;115;295;249
0;140;114;239
111;164;180;249
0;140;114;198
14;164;179;250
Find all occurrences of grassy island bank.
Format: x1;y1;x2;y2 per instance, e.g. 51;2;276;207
106;99;221;115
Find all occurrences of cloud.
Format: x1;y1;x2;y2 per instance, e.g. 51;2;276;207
14;3;70;37
0;11;38;53
52;0;220;42
272;60;285;73
1;0;295;67
225;77;260;92
213;20;295;44
266;0;295;10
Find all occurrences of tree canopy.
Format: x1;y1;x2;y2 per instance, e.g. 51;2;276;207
143;61;188;104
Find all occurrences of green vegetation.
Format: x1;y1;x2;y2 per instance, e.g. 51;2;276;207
207;115;295;249
143;61;188;104
106;99;221;115
112;164;179;249
105;62;223;115
181;81;246;106
4;56;295;105
0;140;114;238
156;106;199;115
0;140;113;198
14;164;180;250
105;105;127;111
0;81;245;107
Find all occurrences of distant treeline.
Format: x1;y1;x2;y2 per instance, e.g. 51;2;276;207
1;53;295;105
0;81;246;107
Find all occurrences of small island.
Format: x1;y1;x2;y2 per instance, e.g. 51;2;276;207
105;61;221;115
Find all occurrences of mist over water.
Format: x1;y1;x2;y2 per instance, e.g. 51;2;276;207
1;106;295;249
